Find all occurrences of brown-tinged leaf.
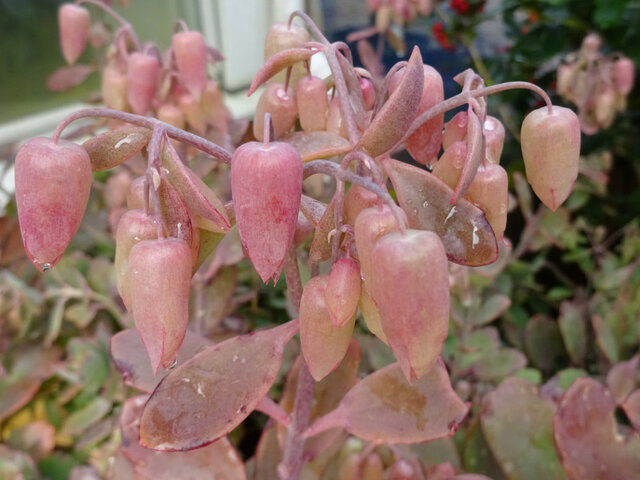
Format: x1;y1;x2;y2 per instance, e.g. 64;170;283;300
248;47;317;96
305;358;468;444
0;346;60;421
622;389;640;431
553;378;640;480
282;131;351;162
473;294;511;326
300;194;327;226
481;377;567;480
462;417;508;480
46;64;94;91
163;149;230;232
558;301;587;366
606;355;639;404
591;314;619;363
140;320;299;450
253;421;283;480
0;378;41;423
193;266;238;333
193;229;225;272
336;50;367;127
110;328;212;394
309;197;336;264
120;396;246;480
83;127;151;171
411;436;462;470
356;47;424;157
524;315;567;373
382;157;498;266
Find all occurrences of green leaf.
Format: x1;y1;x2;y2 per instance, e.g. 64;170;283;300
593;0;626;28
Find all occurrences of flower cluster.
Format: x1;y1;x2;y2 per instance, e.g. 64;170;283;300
556;33;635;135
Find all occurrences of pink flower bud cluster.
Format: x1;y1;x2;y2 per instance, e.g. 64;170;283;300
58;3;231;137
556;33;635;135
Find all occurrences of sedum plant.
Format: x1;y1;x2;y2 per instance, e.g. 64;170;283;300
13;1;634;479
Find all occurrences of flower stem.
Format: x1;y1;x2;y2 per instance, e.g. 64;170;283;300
391;81;553;155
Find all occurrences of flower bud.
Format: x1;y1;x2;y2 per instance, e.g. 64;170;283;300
389;64;444;166
127;52;160;115
296;75;328;132
231;140;302;284
521;106;581;211
58;4;90;65
15;138;92;272
253;84;297;141
129;238;191;374
614;57;635;96
325;258;361;328
369;230;449;381
172;31;208;100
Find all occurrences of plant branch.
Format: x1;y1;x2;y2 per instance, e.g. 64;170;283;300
279;246;315;480
51;108;232;164
390;81;553;156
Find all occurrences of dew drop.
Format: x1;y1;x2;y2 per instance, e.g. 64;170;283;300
167;358;178;370
41;263;52;272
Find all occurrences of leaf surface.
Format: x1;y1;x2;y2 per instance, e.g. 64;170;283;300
110;328;212;393
306;359;468;444
554;378;640;480
382;157;498;266
120;396;246;479
83;127;151;171
139;320;298;450
481;377;567;480
282;131;351;162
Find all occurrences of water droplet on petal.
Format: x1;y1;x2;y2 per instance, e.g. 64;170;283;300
41;263;52;272
167;358;178;369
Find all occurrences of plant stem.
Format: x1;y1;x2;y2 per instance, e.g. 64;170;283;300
279;246;315;480
77;0;130;29
290;11;360;145
51;107;232;164
304;159;405;229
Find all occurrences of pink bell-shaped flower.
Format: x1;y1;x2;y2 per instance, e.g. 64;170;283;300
172;31;208;100
58;3;90;65
369;230;450;381
129;237;192;374
231;138;303;284
521;106;581;211
15;137;92;272
127;52;160;115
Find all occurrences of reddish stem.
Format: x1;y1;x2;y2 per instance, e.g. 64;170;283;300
390;81;553;156
76;0;131;31
290;11;360;145
256;397;291;426
278;246;315;480
146;125;165;239
303;160;405;233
